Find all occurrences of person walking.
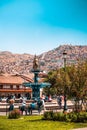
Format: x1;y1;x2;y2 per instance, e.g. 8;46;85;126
9;99;14;112
37;98;43;114
28;101;36;115
20;101;26;115
57;95;62;109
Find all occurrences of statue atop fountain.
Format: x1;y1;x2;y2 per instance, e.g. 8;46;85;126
33;55;40;71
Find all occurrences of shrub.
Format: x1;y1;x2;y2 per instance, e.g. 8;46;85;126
42;111;54;120
76;112;87;123
42;111;87;123
8;109;21;119
63;114;71;122
69;112;77;122
43;111;64;121
53;112;64;121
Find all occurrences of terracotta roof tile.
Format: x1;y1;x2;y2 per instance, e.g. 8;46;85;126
0;74;33;85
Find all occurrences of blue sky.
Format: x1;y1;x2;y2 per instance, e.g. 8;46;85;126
0;0;87;54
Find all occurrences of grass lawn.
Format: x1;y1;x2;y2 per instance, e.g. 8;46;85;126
0;115;87;130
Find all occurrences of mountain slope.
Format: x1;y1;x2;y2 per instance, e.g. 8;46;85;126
0;45;87;74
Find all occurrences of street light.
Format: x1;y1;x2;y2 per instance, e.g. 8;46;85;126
63;50;67;112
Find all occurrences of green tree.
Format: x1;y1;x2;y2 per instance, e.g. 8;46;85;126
67;61;87;111
43;70;58;95
43;61;87;112
43;68;71;97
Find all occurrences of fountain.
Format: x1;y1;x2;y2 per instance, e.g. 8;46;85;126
23;55;51;99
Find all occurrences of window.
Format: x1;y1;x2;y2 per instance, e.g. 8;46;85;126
0;85;3;89
10;85;13;89
17;85;19;90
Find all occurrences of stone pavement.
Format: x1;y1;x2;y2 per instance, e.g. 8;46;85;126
0;109;44;116
72;128;87;130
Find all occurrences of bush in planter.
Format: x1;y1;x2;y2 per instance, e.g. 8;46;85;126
8;109;21;119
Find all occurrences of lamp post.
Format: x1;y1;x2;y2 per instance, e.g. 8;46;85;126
63;50;67;112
